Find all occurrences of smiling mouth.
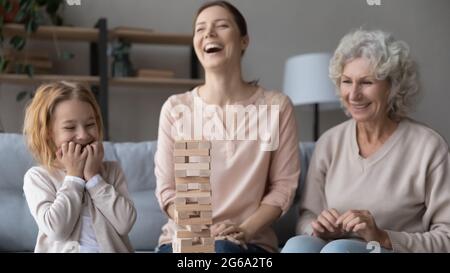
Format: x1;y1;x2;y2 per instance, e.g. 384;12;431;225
351;103;371;110
203;43;224;54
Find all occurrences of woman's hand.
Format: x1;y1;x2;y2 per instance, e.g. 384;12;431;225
56;142;88;179
83;141;104;181
311;208;344;240
336;209;392;249
211;221;248;249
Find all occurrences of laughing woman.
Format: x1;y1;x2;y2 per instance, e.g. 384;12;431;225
282;29;450;253
154;1;300;253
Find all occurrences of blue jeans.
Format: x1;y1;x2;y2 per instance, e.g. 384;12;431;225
156;240;270;253
281;235;392;253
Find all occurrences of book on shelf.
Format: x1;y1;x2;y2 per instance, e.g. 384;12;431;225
2;49;53;74
112;26;154;36
1;48;50;60
136;69;175;78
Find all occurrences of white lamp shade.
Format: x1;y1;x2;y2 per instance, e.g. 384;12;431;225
283;52;339;105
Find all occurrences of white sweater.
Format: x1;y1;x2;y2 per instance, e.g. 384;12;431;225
23;161;136;252
297;118;450;252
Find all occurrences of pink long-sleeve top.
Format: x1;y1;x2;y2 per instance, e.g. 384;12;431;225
155;86;300;252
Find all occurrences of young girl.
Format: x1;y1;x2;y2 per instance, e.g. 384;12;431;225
23;81;136;253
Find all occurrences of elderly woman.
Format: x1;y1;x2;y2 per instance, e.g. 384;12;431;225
282;29;450;253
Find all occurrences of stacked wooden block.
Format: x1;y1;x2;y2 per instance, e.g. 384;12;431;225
173;140;214;253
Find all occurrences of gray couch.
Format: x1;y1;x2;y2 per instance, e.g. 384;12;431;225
0;133;314;252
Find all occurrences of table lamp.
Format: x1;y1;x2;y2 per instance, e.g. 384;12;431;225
283;52;340;141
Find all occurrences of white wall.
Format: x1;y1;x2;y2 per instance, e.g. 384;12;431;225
1;0;449;143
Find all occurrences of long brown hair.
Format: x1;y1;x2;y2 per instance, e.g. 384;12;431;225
194;1;248;37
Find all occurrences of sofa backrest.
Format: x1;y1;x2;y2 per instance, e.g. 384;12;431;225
0;133;314;252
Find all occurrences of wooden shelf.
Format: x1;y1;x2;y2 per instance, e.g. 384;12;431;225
0;74;99;84
2;24;99;42
111;28;192;45
3;24;194;45
110;77;203;87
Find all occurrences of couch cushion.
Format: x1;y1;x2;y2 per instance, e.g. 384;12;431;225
0;134;37;251
129;190;167;251
272;142;315;247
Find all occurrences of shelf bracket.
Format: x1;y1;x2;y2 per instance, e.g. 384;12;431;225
90;18;109;140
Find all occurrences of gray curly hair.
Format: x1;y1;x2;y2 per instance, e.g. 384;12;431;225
329;29;419;120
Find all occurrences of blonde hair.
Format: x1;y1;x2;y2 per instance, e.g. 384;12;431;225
329;29;419;120
23;81;104;170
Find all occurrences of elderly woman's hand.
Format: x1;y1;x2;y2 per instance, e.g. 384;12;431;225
311;208;345;240
336;210;392;249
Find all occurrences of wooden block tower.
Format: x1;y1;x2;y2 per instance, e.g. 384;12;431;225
172;140;214;253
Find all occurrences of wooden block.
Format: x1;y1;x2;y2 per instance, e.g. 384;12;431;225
176;191;211;198
177;217;212;225
201;237;214;246
174;204;212;212
175;238;192;247
175;163;210;171
187;183;199;190
186;169;210;177
175;210;190;220
174;156;187;163
185;197;198;204
199;183;211;191
197;142;211;149
185;141;211;149
187;225;203;232
176;184;188;192
188;156;210;163
176;229;211;238
197;196;211;205
186;142;199;149
174;149;209;157
174;142;186;149
200;211;213;219
175;170;186;177
175;177;210;184
174;197;186;205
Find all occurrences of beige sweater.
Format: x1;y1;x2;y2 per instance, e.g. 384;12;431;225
297;118;450;252
23;161;136;253
155;87;300;252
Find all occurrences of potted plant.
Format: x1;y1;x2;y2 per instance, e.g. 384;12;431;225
111;39;135;77
0;0;65;75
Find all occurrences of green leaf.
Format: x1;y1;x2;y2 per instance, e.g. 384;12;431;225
25;64;34;78
19;0;29;7
0;56;9;72
36;0;47;6
16;91;29;102
10;36;26;50
4;0;12;12
0;0;6;7
26;18;39;33
60;51;74;60
15;9;27;22
46;0;61;15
